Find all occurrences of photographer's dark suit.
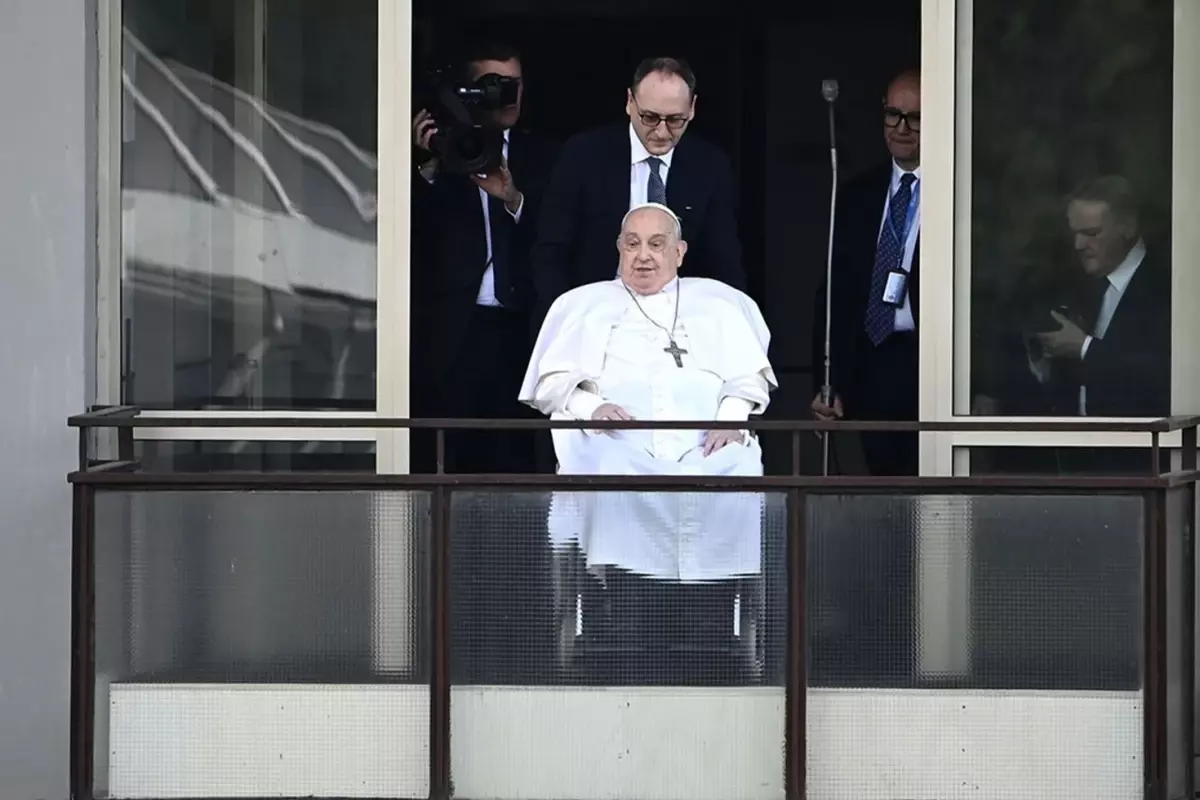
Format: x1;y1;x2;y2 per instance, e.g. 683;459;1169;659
530;122;744;318
410;127;558;475
410;126;559;685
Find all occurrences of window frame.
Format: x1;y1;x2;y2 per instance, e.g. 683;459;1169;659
95;0;412;470
920;0;1200;476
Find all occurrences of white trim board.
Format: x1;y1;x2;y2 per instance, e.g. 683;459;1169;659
130;410;379;442
104;683;1142;800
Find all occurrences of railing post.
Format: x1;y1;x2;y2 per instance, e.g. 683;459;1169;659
1184;477;1197;800
785;487;807;799
70;483;96;800
1144;488;1167;800
429;479;452;800
1184;424;1197;798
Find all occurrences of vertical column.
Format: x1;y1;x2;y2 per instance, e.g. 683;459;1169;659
96;0;122;415
372;0;417;674
1172;0;1200;417
1174;0;1200;764
93;4;123;791
0;1;94;798
230;0;268;402
915;0;973;678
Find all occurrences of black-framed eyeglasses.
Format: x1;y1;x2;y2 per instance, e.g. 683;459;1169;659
884;106;920;132
634;103;689;131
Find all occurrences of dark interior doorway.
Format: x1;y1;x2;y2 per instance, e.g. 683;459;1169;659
413;0;920;471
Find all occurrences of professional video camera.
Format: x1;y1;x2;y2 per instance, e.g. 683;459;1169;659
420;68;520;176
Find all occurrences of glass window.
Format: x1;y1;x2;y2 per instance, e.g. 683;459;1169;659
965;0;1173;417
965;446;1170;477
135;439;376;472
120;0;378;410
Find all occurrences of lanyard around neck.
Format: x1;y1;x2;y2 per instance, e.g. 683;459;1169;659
887;179;921;247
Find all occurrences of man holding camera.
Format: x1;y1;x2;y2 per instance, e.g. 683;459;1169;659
410;42;559;687
410;41;557;476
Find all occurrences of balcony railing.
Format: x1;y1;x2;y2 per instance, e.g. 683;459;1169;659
67;408;1200;800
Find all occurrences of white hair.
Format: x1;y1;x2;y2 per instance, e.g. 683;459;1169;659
621;202;683;241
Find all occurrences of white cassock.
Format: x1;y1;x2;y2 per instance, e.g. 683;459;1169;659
518;276;777;582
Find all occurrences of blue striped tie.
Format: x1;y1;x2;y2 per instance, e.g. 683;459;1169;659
647;157;666;204
864;174;916;346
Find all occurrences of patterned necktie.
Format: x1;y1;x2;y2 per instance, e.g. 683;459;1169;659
647;157;666;204
864;173;917;346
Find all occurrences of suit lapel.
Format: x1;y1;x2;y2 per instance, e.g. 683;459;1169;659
604;125;633;216
664;137;698;226
506;128;524;181
909;238;921;317
867;165;923;319
849;165;893;303
457;176;488;271
1102;254;1155;337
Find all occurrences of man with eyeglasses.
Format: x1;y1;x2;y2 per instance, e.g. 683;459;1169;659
812;68;923;476
531;57;745;321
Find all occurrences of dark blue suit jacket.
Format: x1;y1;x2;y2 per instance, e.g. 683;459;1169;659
530;123;745;319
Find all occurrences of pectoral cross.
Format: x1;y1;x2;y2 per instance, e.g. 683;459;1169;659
664;338;688;368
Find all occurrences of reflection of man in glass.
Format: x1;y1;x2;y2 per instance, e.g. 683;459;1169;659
1028;176;1169;417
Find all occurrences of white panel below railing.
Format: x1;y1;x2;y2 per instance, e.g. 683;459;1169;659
806;688;1142;800
105;683;1141;800
108;684;430;799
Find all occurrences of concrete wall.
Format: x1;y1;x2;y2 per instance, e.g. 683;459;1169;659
0;0;94;798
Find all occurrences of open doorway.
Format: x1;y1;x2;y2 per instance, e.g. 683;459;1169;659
411;0;920;471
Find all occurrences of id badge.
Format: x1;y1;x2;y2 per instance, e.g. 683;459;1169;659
882;270;908;307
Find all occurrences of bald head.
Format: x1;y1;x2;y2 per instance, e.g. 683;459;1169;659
888;69;920;93
617;203;688;294
883;69;920;170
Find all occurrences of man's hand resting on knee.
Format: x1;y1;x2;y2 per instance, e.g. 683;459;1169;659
592;402;634;435
702;429;744;456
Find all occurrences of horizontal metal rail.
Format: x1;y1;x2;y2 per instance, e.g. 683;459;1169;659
66;467;1200;490
67;405;1200;434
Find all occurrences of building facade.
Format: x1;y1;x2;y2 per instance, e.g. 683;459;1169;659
2;0;1198;798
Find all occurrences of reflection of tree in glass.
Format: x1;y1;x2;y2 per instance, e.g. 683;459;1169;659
969;0;1172;400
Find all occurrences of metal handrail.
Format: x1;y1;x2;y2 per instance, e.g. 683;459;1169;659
67;407;1199;800
66;467;1200;491
67;405;1200;433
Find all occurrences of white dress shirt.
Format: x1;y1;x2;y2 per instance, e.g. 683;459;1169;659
628;124;674;209
476;129;524;306
417;129;524;307
878;161;921;331
1027;238;1146;415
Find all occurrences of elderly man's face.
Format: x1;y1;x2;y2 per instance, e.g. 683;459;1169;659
617;208;687;294
1068;199;1136;276
883;73;921;169
626;71;694;156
